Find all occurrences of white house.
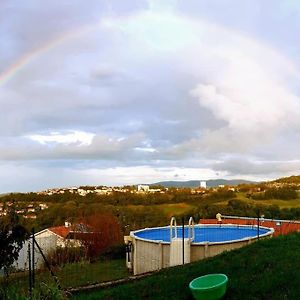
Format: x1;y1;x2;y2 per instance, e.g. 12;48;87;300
14;229;58;270
14;222;86;270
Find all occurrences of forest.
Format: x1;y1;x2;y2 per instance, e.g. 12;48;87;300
1;184;300;235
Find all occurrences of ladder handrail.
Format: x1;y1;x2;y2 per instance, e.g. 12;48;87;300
188;217;195;241
170;217;177;241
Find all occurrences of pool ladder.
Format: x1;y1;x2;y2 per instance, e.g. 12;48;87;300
188;217;195;241
170;217;195;242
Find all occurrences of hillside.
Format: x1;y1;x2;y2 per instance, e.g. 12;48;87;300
272;175;300;184
72;232;300;300
150;179;256;188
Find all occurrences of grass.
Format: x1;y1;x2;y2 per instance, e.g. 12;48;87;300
126;203;195;217
57;258;128;288
251;198;300;208
157;203;195;218
3;258;128;296
218;194;300;209
71;232;300;300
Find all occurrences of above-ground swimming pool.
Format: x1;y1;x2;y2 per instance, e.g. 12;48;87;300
133;224;272;244
127;224;274;275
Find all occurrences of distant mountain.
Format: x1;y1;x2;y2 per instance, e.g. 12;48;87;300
149;179;256;188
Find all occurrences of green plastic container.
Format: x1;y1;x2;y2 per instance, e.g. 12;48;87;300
189;274;228;300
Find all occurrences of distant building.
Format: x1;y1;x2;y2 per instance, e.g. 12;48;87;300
14;222;89;270
200;181;207;189
137;185;150;192
39;203;48;210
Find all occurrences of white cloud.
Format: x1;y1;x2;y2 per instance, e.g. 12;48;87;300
0;163;227;193
28;130;95;146
0;133;144;161
1;3;300;191
209;157;300;180
134;147;157;153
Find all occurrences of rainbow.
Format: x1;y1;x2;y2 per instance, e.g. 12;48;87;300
0;23;100;86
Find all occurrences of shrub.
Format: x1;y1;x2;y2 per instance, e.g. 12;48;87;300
265;187;298;200
0;282;66;300
33;283;66;300
46;246;85;267
79;213;122;260
101;244;126;260
0;209;29;272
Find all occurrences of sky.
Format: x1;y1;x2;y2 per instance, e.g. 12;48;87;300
1;0;300;192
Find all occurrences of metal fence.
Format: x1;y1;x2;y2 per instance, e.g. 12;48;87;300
1;214;300;298
1;228;128;299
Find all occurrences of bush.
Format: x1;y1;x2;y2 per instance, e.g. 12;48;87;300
265;187;298;200
101;244;126;260
33;283;66;300
0;282;66;300
46;246;85;267
252;187;298;200
79;213;122;260
208;189;237;200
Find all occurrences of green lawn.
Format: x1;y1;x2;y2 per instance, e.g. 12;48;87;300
157;203;196;217
219;194;300;209
3;258;128;295
71;233;300;300
251;198;300;208
57;258;128;288
126;202;195;217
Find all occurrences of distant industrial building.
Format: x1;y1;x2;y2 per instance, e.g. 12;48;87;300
200;181;207;189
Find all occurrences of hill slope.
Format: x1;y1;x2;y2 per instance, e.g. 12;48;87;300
150;179;255;188
272;175;300;184
72;232;300;300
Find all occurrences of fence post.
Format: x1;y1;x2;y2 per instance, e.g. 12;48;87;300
32;228;35;289
182;217;184;265
28;243;32;299
257;210;260;240
33;235;62;290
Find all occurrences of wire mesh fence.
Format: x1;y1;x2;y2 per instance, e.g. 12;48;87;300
0;227;129;298
1;214;300;298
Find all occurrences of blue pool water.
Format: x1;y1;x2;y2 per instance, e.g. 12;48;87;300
133;225;271;243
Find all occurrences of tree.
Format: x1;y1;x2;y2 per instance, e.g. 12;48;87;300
78;213;122;260
0;208;28;273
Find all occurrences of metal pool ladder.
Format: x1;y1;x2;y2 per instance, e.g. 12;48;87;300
188;217;195;242
169;217;195;267
170;216;178;241
170;216;195;242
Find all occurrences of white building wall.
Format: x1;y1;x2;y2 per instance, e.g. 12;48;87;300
200;181;207;189
137;185;150;192
13;230;60;270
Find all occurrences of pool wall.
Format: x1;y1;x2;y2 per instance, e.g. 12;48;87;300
126;224;274;275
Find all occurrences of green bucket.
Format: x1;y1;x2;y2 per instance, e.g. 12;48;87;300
189;274;228;300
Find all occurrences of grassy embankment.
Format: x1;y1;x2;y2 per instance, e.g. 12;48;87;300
71;232;300;300
3;258;128;295
217;192;300;209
